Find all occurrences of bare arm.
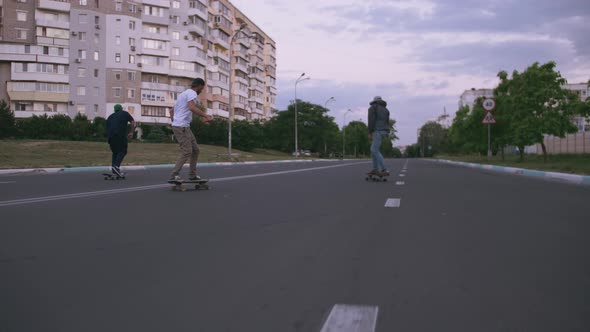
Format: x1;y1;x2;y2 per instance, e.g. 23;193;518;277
188;100;211;119
128;121;136;139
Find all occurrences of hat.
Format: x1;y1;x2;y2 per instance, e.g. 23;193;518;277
372;96;383;102
114;104;123;112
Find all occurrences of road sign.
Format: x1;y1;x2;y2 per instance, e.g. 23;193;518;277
482;98;496;112
481;111;496;124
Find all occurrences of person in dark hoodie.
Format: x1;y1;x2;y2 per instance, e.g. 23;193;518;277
106;104;135;177
367;96;391;175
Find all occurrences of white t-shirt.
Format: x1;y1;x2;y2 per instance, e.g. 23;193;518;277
171;89;199;127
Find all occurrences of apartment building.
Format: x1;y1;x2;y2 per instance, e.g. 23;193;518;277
0;0;277;124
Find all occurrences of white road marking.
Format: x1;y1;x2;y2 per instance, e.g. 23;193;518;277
396;181;405;185
0;162;366;207
320;304;379;332
0;181;16;184
399;174;406;177
384;198;401;208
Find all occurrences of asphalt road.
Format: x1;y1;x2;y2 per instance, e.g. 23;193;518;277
1;159;589;332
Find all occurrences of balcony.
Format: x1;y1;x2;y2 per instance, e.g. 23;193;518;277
188;23;207;37
142;0;170;7
141;82;170;91
36;19;70;30
210;35;230;50
140;64;169;75
187;7;208;21
7;82;69;102
169;68;200;79
142;13;169;26
38;0;71;12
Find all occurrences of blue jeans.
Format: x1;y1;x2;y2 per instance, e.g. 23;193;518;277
371;130;387;171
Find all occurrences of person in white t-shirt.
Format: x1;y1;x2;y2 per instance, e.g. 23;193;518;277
169;78;212;181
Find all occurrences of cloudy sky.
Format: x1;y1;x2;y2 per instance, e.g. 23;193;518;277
231;0;590;145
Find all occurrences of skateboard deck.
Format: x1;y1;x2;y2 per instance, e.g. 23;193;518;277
365;172;389;182
102;173;125;180
167;179;210;191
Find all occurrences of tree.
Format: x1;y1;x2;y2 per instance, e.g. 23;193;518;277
0;100;16;139
265;100;341;154
496;61;578;161
418;121;448;157
344;121;370;157
72;113;92;141
91;117;107;141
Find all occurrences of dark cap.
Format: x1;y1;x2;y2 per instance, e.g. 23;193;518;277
191;78;205;87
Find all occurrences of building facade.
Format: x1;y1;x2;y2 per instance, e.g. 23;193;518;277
0;0;277;124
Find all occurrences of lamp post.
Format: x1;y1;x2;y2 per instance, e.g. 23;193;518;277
342;109;352;159
228;23;248;159
294;73;310;157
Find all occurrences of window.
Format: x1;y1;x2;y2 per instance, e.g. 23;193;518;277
16;29;28;40
128;4;137;13
95;16;100;24
94;33;99;44
15;103;28;111
17;11;27;22
128;89;135;99
58;48;64;56
94;104;99;113
79;14;87;24
43;46;49;55
144;6;164;17
94;51;99;61
115;53;121;63
94;69;99;77
128;71;136;81
127;106;135;115
128;55;135;64
143;39;167;50
172;1;180;8
115;2;122;11
172;31;180;40
16;0;27;3
142;106;167;117
141;89;167;102
171;16;180;24
94;87;99;96
149;75;160;83
115;72;121;80
113;87;121;97
78;32;86;41
77;86;86;96
129;38;136;47
77;105;86;114
116;36;121;45
80;0;88;5
129;21;136;30
78;49;87;59
172;47;180;56
78;68;86;77
43;104;58;112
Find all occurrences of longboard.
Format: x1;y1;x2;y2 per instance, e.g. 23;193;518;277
365;172;389;182
103;173;125;180
167;179;210;191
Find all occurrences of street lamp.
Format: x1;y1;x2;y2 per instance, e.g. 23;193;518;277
324;96;335;109
294;73;310;158
228;22;248;160
342;109;352;159
323;97;335;155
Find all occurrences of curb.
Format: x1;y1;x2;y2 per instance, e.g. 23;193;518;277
434;159;590;186
0;159;342;176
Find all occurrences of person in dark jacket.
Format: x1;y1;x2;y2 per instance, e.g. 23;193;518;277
367;96;390;175
106;104;135;177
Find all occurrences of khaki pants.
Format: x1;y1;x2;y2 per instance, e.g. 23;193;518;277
171;126;200;178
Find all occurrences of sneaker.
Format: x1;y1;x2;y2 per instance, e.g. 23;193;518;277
380;169;390;175
112;167;123;177
169;175;182;181
188;175;201;181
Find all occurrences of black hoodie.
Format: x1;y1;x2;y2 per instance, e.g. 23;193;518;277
368;99;390;133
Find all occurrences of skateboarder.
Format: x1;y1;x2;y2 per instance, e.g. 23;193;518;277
106;104;135;177
367;96;391;176
169;78;212;181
